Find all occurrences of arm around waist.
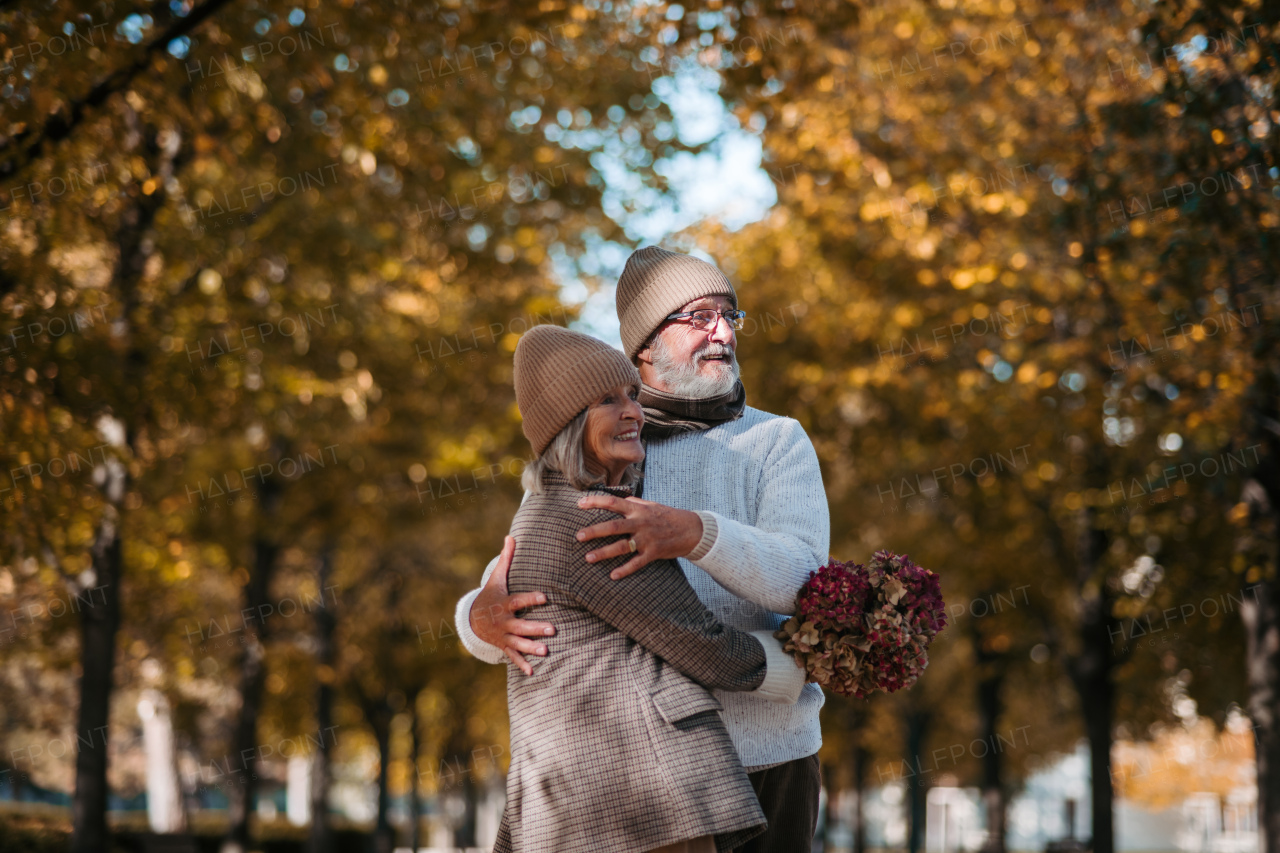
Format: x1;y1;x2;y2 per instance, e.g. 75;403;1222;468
562;509;802;702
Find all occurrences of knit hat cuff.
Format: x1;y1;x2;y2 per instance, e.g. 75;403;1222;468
620;284;737;358
521;346;639;454
615;247;738;359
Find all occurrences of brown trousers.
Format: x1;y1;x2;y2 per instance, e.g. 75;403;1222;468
733;753;822;853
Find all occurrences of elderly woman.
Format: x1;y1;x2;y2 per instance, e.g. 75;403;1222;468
492;325;803;853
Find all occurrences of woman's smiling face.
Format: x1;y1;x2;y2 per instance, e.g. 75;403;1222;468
582;382;645;485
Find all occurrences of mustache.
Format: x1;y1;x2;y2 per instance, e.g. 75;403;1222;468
694;343;736;362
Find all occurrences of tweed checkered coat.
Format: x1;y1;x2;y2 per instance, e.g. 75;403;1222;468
493;471;771;853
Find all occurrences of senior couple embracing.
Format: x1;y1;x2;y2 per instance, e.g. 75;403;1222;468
454;246;830;853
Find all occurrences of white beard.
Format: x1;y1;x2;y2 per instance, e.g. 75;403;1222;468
650;335;740;398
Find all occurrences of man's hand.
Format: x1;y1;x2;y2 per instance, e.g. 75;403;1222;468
470;536;555;676
575;495;703;580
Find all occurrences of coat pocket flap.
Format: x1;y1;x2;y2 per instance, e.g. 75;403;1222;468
651;681;723;724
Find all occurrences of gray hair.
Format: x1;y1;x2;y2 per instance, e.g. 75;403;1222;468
521;408;642;494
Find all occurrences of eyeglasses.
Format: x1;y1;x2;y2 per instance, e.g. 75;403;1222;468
664;308;747;331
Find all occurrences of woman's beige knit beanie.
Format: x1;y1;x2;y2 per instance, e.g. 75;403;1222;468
513;325;641;455
615;245;737;359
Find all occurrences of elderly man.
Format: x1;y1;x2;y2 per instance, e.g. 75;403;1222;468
455;245;830;853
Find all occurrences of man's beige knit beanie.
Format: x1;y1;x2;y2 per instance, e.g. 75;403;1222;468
616;246;737;359
514;325;641;455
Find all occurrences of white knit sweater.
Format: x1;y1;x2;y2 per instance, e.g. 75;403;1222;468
455;405;830;768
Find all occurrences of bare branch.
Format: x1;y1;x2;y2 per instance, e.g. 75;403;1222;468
0;0;238;180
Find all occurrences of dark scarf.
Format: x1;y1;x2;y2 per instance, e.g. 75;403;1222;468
638;380;747;441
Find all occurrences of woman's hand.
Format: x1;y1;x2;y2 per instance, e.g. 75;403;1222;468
470;536;556;675
574;495;704;580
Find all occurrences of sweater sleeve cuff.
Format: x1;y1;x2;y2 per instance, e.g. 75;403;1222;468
686;510;720;562
749;630;806;705
455;587;508;665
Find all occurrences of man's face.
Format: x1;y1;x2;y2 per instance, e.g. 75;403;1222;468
637;295;740;397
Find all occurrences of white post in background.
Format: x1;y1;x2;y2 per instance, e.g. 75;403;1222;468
287;755;311;826
475;778;504;850
137;689;187;833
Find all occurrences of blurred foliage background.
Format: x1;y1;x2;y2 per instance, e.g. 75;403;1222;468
0;0;1277;851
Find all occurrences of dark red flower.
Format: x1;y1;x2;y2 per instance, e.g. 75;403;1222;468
774;552;948;698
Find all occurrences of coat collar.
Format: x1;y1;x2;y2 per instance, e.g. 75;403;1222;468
541;469;636;497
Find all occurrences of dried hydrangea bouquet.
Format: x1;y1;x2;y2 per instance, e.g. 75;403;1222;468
775;551;948;698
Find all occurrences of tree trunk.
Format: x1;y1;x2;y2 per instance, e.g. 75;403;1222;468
1240;406;1280;851
453;771;478;849
973;631;1007;852
70;109;178;853
820;763;837;853
1243;573;1280;852
308;545;336;853
10;763;27;801
905;708;931;853
70;504;123;853
441;721;479;851
849;737;870;850
1067;516;1115;853
372;706;394;853
410;693;424;853
221;479;281;853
